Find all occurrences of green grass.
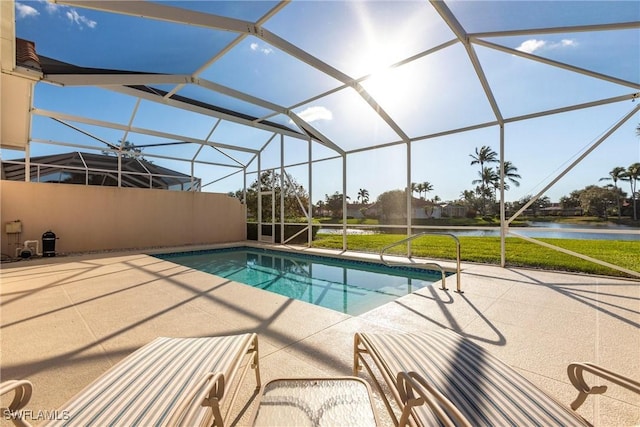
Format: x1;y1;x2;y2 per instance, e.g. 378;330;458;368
311;233;640;278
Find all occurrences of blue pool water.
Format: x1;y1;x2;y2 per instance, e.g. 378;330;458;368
154;247;444;315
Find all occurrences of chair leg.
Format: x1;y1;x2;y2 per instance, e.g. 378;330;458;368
210;399;224;427
251;335;261;388
353;334;363;376
0;380;34;427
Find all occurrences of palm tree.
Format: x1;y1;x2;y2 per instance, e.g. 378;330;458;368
420;181;433;199
472;167;499;214
410;182;419;198
470;146;498;171
357;188;370;204
473;167;499;194
600;166;626;220
501;161;521;189
470;146;498;214
621;162;640;220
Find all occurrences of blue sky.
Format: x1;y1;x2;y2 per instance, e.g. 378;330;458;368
8;0;640;204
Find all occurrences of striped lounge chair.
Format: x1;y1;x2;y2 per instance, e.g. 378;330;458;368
1;333;260;427
354;329;640;427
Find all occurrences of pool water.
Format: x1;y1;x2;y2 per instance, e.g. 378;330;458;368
155;247;443;316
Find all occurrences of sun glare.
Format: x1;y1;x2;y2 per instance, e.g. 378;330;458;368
360;56;417;117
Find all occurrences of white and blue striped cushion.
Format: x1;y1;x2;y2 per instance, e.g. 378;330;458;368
359;330;589;427
42;334;256;427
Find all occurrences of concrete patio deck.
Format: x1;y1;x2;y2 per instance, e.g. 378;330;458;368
1;244;638;426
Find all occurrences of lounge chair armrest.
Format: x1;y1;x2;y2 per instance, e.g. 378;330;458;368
0;380;34;427
167;372;225;426
567;362;640;410
396;372;472;427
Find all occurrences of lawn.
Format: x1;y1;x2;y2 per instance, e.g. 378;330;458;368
311;233;640;278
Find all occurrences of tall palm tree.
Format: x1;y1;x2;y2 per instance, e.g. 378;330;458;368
470;146;498;214
473;167;499;194
420;181;434;199
501;161;521;189
490;161;522;193
473;167;499;213
621;162;640;220
357;188;370;204
410;182;419;198
470;146;498;171
600;166;626;220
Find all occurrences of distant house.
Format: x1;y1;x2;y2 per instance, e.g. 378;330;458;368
414;199;468;219
1;151;200;191
441;203;468;218
539;203;584;216
352;198;468;221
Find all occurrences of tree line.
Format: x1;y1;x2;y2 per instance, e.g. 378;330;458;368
231;149;638;223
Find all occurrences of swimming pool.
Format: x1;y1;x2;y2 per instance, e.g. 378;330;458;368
154;247;444;316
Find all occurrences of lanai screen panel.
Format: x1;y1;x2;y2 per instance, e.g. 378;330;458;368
5;0;638;201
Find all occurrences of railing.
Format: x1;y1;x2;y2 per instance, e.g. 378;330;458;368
380;232;462;293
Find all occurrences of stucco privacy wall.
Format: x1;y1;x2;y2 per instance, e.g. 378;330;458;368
0;181;246;256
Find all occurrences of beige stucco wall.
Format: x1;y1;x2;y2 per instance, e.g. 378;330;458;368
0;180;246;256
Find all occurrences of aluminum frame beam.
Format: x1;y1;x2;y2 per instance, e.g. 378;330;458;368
32;108;259;155
30;139;244;169
470;21;640;39
430;0;504;124
53;0;255;32
56;0;409;147
474;39;640;90
43;74;192;87
108;85;307;141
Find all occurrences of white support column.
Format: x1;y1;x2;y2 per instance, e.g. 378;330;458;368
25;77;34;183
271;176;276;240
257;154;262;242
190;160;195;191
308;138;313;247
24;143;31;182
342;154;347;251
406;141;412;256
190;145;204;192
117;151;122;187
499;125;506;267
243;167;247;206
280;134;285;244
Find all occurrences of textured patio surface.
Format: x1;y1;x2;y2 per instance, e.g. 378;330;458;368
1;243;638;426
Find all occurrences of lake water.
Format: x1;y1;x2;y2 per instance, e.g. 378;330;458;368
318;222;640;241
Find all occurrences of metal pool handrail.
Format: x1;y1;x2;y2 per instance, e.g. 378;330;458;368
379;232;462;293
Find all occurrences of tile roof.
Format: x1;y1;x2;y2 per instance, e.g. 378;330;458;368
15;38;40;71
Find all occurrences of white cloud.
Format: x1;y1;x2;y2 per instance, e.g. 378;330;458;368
66;8;97;29
516;39;546;54
516;38;577;54
15;2;40;19
296;106;333;123
45;2;60;13
35;0;59;13
250;42;273;55
22;1;97;29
